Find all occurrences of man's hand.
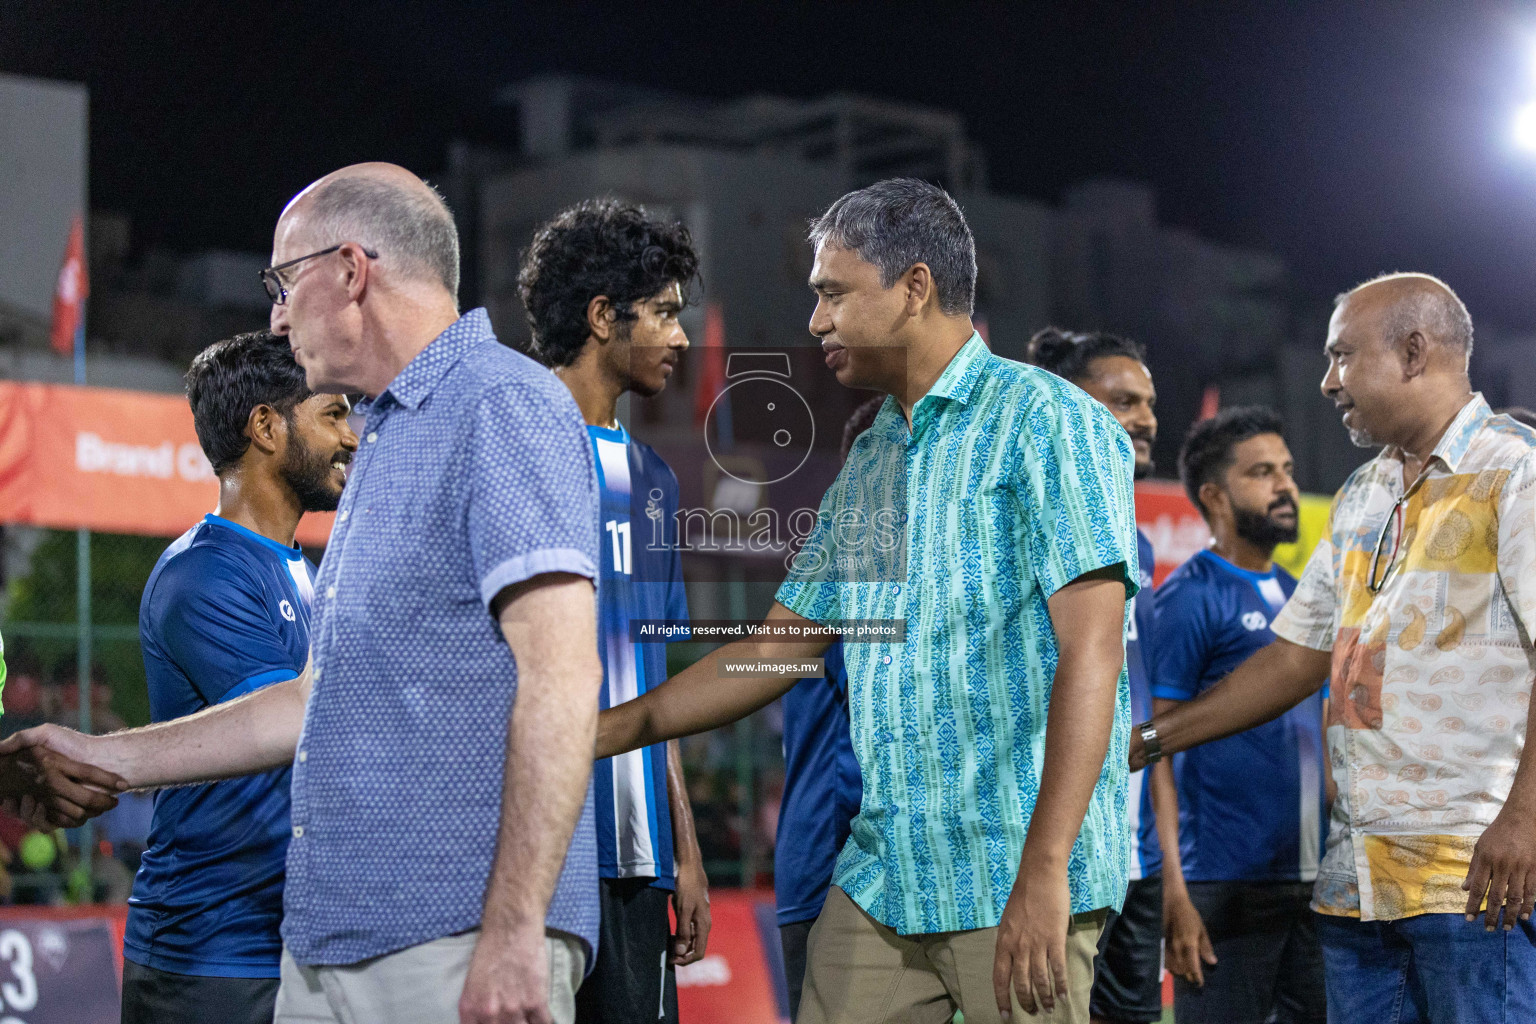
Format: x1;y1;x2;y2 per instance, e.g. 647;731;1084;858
993;853;1070;1018
1128;728;1148;773
459;926;551;1024
1163;887;1216;986
1462;802;1536;930
0;726;125;828
671;858;712;966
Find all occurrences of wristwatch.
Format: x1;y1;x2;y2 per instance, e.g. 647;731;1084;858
1137;720;1163;765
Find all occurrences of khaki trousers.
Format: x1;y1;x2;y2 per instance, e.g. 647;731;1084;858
798;886;1107;1024
273;929;585;1024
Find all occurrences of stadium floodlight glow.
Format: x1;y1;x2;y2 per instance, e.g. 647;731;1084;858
1515;100;1536;151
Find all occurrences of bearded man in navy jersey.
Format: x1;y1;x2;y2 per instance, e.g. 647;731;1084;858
1152;407;1326;1024
123;331;356;1024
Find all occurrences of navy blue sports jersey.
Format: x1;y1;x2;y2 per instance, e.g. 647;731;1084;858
1152;549;1326;883
127;514;313;977
589;424;689;888
776;642;863;926
1126;530;1161;880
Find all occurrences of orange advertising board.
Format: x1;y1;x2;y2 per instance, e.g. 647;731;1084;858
0;381;1327;570
0;381;335;546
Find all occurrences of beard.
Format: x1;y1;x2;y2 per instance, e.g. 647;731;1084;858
1233;498;1299;548
281;437;343;513
1340;401;1380;448
1129;430;1155;479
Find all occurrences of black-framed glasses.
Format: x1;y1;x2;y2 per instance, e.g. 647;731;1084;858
260;244;378;305
1367;472;1429;594
1367;497;1405;594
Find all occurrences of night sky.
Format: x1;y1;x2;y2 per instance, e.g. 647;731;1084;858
7;0;1536;329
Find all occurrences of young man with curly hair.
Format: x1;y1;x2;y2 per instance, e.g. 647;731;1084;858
517;199;711;1024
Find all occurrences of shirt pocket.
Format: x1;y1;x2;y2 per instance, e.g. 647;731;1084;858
952;491;1023;625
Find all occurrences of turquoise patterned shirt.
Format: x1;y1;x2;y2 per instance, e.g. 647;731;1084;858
776;333;1139;935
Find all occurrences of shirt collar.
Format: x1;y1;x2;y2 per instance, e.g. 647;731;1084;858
1381;392;1489;476
1427;393;1490;474
885;332;988;441
924;332;989;407
368;308;494;412
203;513;303;561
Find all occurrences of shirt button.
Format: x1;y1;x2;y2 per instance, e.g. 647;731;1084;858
367;432;378;443
339;510;349;522
899;513;909;523
893;585;902;595
326;586;337;599
313;667;322;682
298;750;308;763
882;655;892;665
292;825;305;838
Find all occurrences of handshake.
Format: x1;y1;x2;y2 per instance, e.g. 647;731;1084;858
0;725;127;828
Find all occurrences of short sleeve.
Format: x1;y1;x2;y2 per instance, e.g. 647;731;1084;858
1149;577;1212;701
1014;393;1140;601
774;466;853;624
468;382;600;609
149;551;298;706
1495;450;1536;643
1271;534;1340;652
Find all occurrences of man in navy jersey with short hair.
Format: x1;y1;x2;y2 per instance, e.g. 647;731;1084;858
1027;327;1179;1024
1153;407;1327;1024
123;330;356;1024
518;199;711;1023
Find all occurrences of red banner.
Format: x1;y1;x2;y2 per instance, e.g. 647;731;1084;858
0;381;335;546
1134;480;1210;585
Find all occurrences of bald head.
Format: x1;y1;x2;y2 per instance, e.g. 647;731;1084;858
279;163;460;299
1336;272;1473;363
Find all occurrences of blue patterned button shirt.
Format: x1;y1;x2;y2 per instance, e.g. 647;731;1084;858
283;308;602;966
776;333;1139;936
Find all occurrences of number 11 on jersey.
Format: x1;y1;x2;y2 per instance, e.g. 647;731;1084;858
605;519;632;575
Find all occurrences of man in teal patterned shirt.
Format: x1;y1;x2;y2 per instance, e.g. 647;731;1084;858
599;179;1139;1023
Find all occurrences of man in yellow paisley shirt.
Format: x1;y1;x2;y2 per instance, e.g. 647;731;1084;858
1132;273;1536;1022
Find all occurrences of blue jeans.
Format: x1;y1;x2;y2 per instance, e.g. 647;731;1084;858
1318;911;1536;1023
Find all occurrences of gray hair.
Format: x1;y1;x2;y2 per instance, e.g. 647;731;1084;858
1337;272;1473;358
304;175;460;299
809;178;976;316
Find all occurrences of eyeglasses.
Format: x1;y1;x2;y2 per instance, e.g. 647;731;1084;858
1367;497;1405;593
1367;473;1429;594
260;244;378;305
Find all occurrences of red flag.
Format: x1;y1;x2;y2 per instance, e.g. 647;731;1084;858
1198;384;1221;422
50;215;89;357
693;302;728;427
